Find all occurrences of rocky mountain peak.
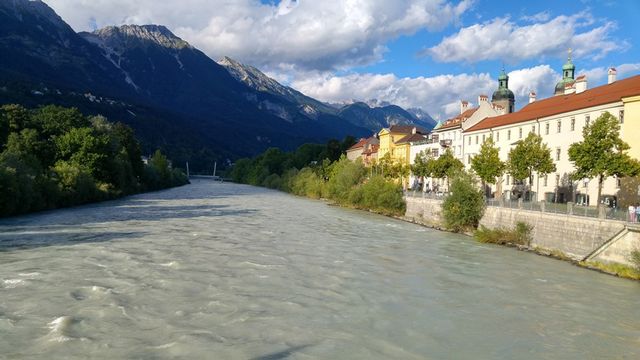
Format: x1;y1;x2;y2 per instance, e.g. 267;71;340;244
0;0;70;32
218;56;293;97
88;24;191;50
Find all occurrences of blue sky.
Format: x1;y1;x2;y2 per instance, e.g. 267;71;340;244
45;0;640;120
357;0;639;79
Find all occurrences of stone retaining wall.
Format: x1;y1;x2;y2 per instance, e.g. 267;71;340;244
405;197;637;264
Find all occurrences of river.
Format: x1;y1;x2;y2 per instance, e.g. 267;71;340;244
0;179;638;359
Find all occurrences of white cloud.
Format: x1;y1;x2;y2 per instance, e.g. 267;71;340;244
520;11;551;23
425;12;625;63
291;70;495;120
289;64;593;120
43;0;472;71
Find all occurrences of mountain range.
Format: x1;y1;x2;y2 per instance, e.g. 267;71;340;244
0;0;435;172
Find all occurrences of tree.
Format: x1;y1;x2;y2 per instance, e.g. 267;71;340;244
442;171;485;232
508;133;556;200
471;137;505;196
431;149;464;190
411;150;433;189
568;112;640;208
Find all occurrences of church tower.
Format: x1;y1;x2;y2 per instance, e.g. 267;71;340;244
491;68;515;113
554;49;576;96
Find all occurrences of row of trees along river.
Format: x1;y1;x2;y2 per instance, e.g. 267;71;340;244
0;104;188;217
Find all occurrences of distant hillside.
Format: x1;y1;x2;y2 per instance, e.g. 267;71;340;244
218;57;435;133
0;0;369;172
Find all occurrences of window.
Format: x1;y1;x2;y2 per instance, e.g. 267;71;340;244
555;174;560;186
585;114;590;127
496;131;500;142
556;148;561;161
519;128;523;139
506;175;510;186
431;149;438;157
482;134;486;143
544;175;548;187
453;132;456;141
475;135;478;145
616;177;621;189
468;136;471;145
571;117;575;131
620;110;625;124
545;123;550;135
557;120;562;133
531;125;536;134
507;130;511;140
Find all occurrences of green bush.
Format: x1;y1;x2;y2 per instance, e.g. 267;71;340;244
631;250;640;272
262;173;282;189
442;171;485;232
358;175;405;216
326;157;366;203
0;104;187;217
291;167;325;199
475;221;533;246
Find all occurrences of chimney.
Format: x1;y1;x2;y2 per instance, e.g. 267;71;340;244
412;127;417;134
575;75;587;94
529;91;537;104
460;100;469;114
478;94;488;104
564;82;575;95
608;67;617;84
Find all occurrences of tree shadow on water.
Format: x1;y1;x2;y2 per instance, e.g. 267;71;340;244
250;345;313;360
0;204;259;228
0;230;147;252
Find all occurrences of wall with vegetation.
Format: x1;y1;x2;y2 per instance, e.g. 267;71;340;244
405;196;637;264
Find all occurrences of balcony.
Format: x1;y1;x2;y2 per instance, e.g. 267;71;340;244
439;139;452;147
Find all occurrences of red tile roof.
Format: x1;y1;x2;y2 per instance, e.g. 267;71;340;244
348;138;368;150
438;107;479;130
466;75;640;133
396;133;428;144
362;144;379;155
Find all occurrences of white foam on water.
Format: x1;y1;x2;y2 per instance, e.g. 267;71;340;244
160;261;179;268
3;279;25;288
46;316;74;343
18;272;41;278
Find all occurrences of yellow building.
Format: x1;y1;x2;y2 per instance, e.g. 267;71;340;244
377;125;428;165
622;94;640;160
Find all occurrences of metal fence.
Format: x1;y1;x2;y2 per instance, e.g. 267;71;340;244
405;190;636;223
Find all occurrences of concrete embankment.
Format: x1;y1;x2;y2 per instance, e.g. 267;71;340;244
404;196;640;268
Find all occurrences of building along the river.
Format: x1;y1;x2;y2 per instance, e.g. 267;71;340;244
377;125;428;164
346;136;380;165
464;63;640;205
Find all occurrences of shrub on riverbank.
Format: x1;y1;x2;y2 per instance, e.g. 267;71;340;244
631;250;640;272
442;171;485;232
475;222;533;246
231;143;405;217
0;104;188;217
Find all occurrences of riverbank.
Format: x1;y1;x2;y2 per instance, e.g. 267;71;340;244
403;195;640;281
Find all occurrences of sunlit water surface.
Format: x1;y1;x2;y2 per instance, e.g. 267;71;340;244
1;180;639;359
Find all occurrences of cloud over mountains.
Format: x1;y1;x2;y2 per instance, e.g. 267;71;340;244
46;0;472;71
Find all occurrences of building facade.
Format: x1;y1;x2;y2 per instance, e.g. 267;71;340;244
464;71;640;205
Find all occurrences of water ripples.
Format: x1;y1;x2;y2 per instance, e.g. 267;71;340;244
0;180;639;359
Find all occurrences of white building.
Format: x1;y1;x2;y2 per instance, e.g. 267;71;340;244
464;65;640;205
